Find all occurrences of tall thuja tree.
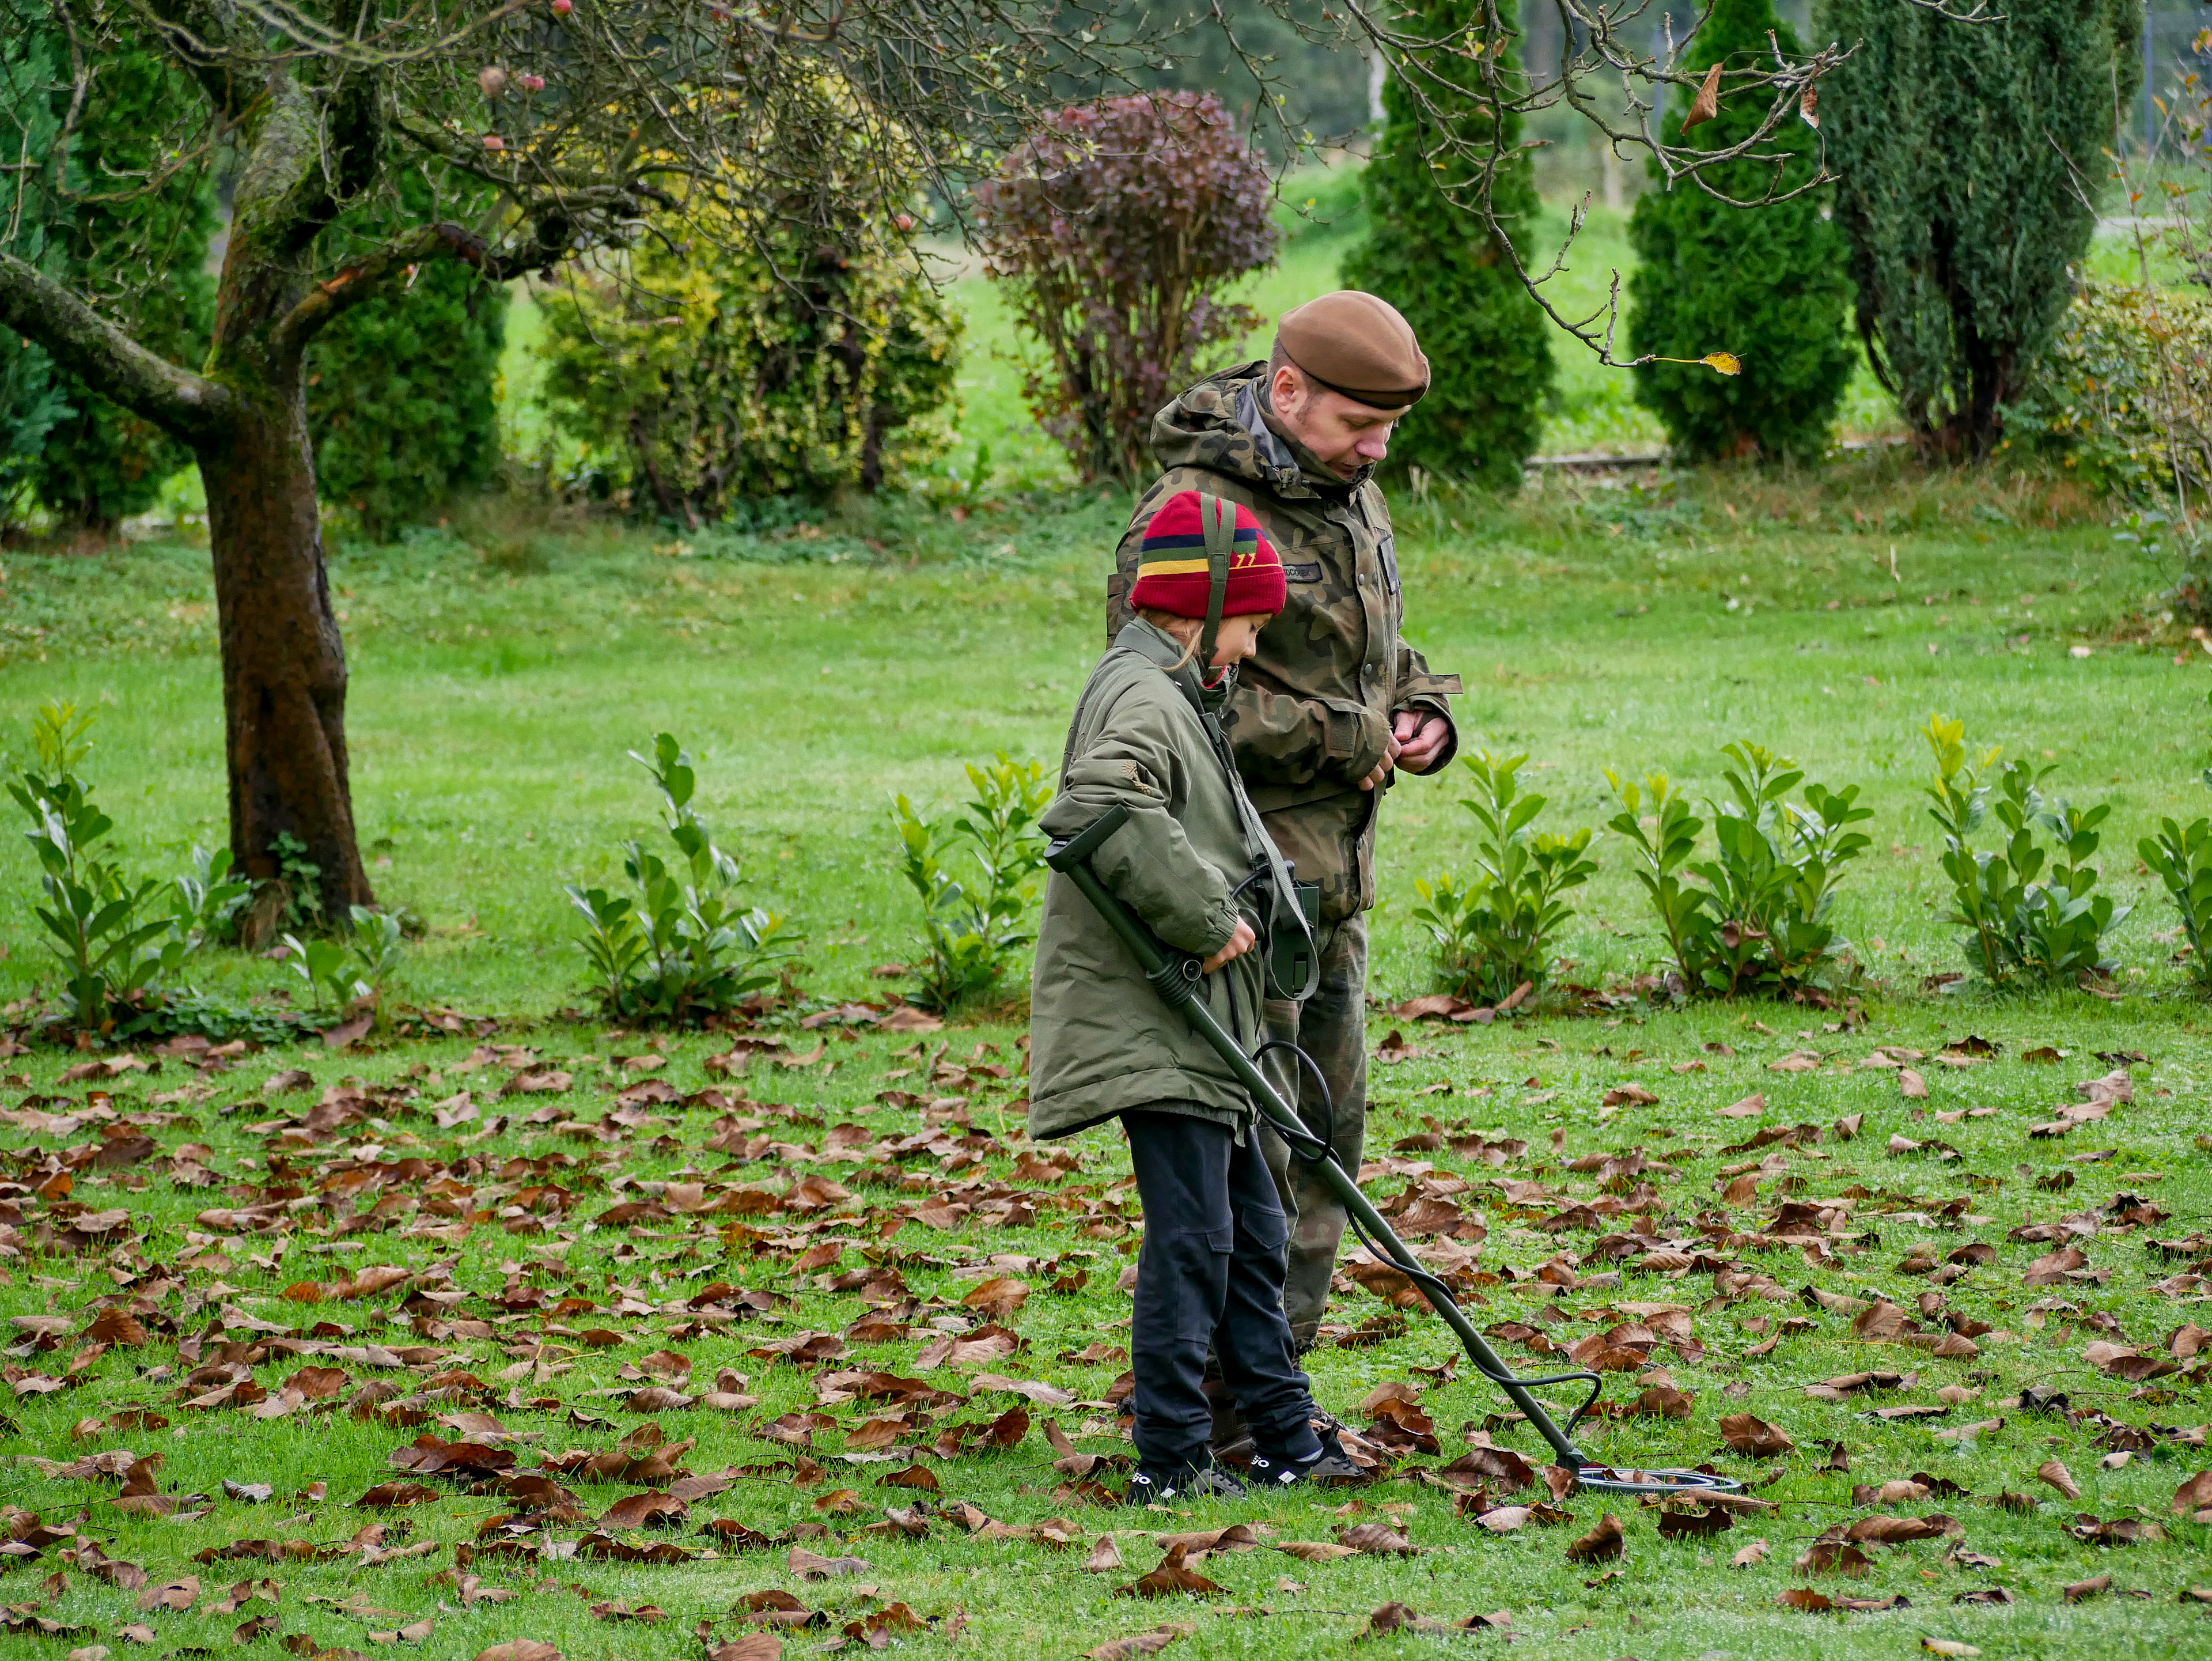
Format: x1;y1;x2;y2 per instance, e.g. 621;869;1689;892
0;0;1170;924
1342;0;1552;490
1818;0;2140;456
308;173;507;543
1627;0;1853;461
0;25;70;528
31;40;218;532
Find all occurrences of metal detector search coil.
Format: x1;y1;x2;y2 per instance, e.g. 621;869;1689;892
1046;801;1741;1500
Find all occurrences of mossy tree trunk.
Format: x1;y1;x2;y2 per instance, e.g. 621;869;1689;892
200;392;370;917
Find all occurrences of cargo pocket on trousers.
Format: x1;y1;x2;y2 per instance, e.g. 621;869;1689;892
1237;1205;1290;1253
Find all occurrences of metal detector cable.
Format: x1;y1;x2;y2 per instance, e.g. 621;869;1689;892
1249;1036;1607;1441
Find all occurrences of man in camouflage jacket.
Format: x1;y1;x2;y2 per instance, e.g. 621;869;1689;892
1107;297;1461;1346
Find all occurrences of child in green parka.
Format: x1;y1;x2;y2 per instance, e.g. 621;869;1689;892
1027;490;1366;1502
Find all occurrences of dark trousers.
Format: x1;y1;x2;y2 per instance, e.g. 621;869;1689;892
1123;1109;1321;1472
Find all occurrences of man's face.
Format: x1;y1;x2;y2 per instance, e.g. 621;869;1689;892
1270;365;1403;479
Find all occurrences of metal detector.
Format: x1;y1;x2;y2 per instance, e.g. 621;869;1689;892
1046;802;1741;1499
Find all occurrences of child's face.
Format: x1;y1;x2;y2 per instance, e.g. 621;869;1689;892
1211;612;1270;668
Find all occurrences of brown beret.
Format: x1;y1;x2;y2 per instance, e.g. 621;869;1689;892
1274;290;1430;410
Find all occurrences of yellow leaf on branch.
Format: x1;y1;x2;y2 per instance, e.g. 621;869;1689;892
1645;351;1742;376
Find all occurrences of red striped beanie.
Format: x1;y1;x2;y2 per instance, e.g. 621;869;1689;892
1128;491;1285;619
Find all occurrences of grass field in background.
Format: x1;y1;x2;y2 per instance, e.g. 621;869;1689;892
0;461;2196;1017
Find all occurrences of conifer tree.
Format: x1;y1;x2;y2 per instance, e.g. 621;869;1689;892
1817;0;2141;455
1342;0;1552;490
307;176;507;543
1627;0;1854;461
31;45;217;531
0;25;69;528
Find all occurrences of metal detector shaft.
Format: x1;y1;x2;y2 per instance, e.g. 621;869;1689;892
1044;803;1595;1473
1047;803;1744;1498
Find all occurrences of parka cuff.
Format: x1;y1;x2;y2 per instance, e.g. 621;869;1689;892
1395;697;1460;774
1179;897;1241;959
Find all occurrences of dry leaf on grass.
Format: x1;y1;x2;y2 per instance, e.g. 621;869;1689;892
133;1577;198;1614
1730;1538;1770;1567
475;1645;561;1661
1083;1624;1194;1661
2036;1459;2082;1501
1336;1522;1419;1557
1564;1514;1623;1563
1656;1504;1734;1540
1275;1541;1360;1562
1082;1537;1124;1573
1115;1545;1224;1598
706;1639;784;1661
1794;1540;1874;1576
1718;1414;1794;1458
1846;1514;1949;1544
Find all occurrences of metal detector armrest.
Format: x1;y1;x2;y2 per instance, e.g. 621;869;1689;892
1044;801;1130;874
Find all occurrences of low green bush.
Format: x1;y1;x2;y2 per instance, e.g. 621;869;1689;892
2138;781;2212;995
2005;275;2212;501
544;118;960;523
1606;741;1872;1000
1922;715;2128;986
283;905;405;1024
1409;751;1596;1006
893;754;1053;1012
566;733;801;1026
6;701;256;1036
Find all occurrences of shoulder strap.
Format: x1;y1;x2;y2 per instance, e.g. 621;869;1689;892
1196;494;1234;676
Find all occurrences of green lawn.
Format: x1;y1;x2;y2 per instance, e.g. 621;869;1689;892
5;215;2212;1661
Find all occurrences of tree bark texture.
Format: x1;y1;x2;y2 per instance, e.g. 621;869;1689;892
198;392;373;917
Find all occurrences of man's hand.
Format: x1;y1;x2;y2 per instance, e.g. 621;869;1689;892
1202;918;1258;973
1392;709;1452;775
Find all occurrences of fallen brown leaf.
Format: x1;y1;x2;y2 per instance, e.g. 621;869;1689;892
1082;1625;1193;1661
1565;1514;1623;1563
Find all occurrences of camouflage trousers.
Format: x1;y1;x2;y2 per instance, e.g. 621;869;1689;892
1256;912;1368;1347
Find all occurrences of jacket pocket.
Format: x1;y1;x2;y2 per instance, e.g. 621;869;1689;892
1320;696;1388;775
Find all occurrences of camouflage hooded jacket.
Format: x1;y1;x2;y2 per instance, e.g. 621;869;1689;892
1108;361;1463;923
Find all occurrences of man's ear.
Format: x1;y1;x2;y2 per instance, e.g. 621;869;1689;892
1270;363;1305;417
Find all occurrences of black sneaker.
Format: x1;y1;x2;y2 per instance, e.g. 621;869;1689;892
1248;1432;1375;1490
1124;1463;1249;1505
